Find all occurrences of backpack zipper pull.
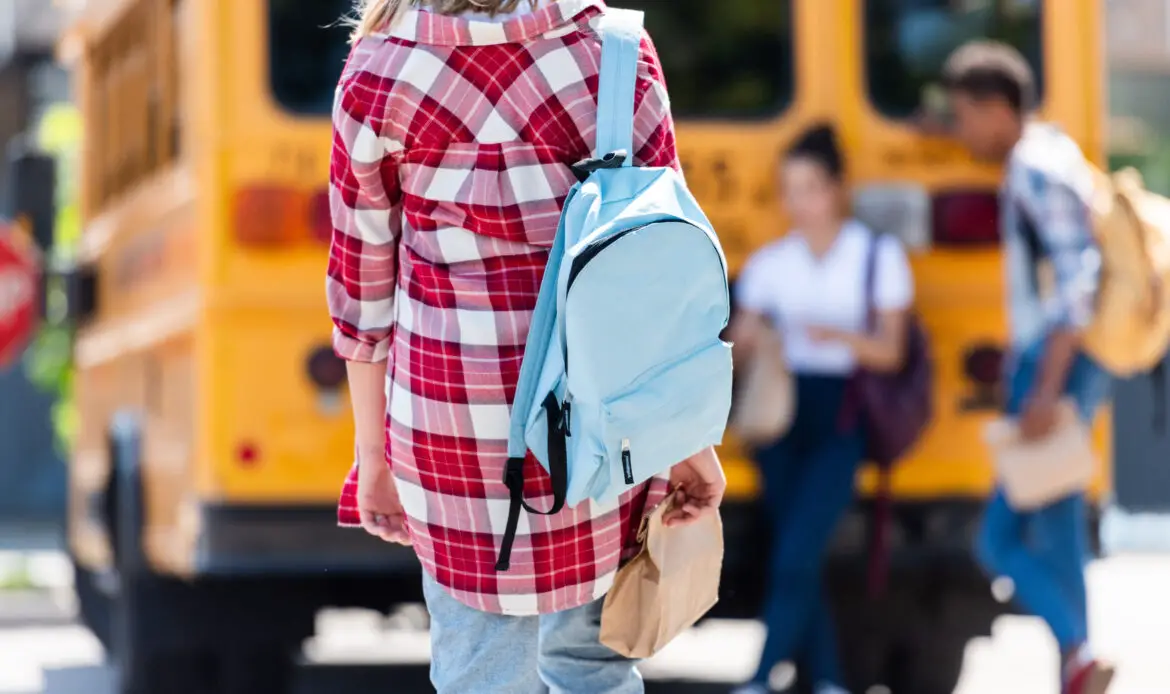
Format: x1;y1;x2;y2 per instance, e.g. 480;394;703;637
562;401;572;437
621;439;634;484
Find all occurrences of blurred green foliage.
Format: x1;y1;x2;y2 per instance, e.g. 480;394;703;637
23;104;82;456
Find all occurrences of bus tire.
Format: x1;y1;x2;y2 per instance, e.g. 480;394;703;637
104;414;301;694
216;644;297;694
71;561;113;651
114;574;300;694
888;581;991;694
113;576;214;694
891;629;967;694
105;415;191;694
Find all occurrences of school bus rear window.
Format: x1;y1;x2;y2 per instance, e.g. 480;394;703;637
624;0;794;117
864;0;1043;119
268;0;353;115
268;1;794;119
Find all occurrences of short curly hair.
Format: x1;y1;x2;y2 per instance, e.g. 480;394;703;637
942;41;1036;114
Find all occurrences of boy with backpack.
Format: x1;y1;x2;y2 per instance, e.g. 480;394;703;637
940;40;1148;694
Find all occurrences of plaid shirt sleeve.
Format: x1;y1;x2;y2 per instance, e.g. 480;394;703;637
631;32;679;172
1016;166;1101;332
325;63;403;363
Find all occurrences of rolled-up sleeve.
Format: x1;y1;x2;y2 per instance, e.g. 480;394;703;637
1019;174;1101;332
326;68;402;363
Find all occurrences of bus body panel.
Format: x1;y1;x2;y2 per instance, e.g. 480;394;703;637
63;0;1109;580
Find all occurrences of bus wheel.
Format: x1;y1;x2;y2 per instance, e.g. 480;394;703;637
216;644;296;694
887;586;988;694
71;561;113;651
112;574;300;694
105;416;210;694
889;629;967;694
112;575;216;694
913;638;966;694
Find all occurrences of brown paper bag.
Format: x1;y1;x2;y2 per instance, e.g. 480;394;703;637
730;323;795;447
599;493;724;659
984;399;1096;511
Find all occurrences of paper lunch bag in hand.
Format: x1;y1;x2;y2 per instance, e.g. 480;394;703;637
599;492;724;659
984;399;1096;511
730;322;794;447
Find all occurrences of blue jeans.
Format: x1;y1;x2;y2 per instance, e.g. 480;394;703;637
752;375;862;689
421;571;642;694
975;339;1111;651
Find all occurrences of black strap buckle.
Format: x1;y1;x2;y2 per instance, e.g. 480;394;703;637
570;150;628;182
502;456;526;494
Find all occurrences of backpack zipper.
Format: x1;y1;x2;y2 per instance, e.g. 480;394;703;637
564;219;728;311
565;224;650;293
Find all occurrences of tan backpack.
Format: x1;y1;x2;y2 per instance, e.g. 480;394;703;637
1081;167;1170;376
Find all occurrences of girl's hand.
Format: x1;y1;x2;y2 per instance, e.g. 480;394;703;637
663;446;726;527
356;450;411;545
806;325;850;344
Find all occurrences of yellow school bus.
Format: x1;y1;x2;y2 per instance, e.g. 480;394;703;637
55;0;1105;692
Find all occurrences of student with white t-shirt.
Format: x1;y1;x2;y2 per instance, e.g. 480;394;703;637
729;125;914;694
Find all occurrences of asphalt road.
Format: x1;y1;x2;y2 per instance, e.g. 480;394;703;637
2;556;1170;694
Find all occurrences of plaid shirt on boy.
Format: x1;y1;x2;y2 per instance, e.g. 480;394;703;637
1001;123;1101;350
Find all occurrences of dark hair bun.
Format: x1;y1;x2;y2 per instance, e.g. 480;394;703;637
786;122;844;181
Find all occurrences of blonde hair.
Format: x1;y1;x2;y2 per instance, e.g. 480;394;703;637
350;0;540;42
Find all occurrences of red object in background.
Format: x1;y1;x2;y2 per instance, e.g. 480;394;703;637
0;223;41;369
932;190;1001;246
236;442;261;467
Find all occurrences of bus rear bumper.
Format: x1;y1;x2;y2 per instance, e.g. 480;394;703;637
194;504;420;578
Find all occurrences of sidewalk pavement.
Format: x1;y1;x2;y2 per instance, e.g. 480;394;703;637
0;525;75;628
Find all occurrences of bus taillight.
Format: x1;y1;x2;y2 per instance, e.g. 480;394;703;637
233;186;332;246
932;191;1000;247
233;186;307;246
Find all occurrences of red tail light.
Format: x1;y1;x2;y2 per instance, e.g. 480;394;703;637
233;186;331;246
236;441;261;468
932;191;1000;247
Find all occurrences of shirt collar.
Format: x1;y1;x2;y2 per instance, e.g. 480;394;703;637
382;0;607;46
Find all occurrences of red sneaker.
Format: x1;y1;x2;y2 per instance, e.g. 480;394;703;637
1063;660;1116;694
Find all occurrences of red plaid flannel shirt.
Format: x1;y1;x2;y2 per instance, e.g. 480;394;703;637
327;0;676;615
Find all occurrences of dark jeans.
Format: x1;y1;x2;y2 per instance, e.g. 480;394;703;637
975;338;1111;651
752;374;862;689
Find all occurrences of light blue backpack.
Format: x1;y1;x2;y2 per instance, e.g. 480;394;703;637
495;8;733;571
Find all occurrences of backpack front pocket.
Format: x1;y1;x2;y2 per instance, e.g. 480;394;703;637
590;340;733;504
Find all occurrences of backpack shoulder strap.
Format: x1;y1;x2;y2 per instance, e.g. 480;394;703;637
507;210;569;463
498;203;571;571
595;8;645;162
863;228;882;331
